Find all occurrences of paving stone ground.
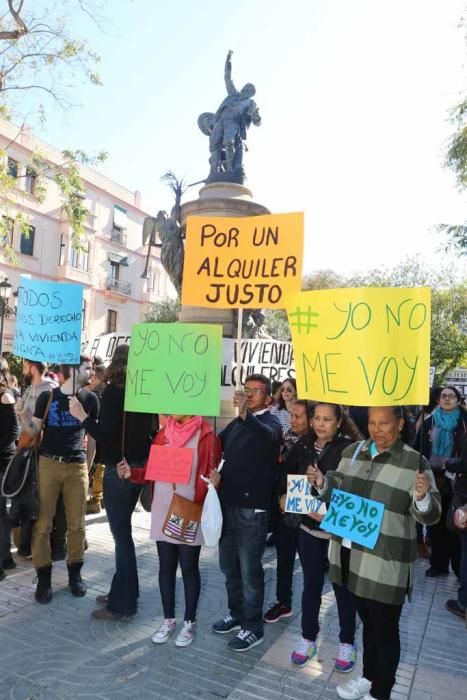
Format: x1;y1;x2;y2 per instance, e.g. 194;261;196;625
0;508;465;700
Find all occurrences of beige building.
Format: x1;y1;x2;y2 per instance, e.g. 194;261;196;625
0;119;172;356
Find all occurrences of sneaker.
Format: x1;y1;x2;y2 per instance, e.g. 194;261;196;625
175;620;196;647
446;599;466;619
212;614;241;634
264;602;293;623
290;637;317;666
151;618;176;644
228;629;264;652
336;676;372;699
335;642;356;673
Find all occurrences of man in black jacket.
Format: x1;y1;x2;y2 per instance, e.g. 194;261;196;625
211;374;282;652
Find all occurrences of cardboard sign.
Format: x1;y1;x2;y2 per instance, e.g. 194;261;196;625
221;338;295;399
182;212;304;309
320;488;385;549
287;287;431;406
145;445;194;484
285;474;326;515
124;323;222;415
14;275;83;364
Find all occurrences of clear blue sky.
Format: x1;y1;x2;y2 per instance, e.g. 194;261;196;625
25;0;467;274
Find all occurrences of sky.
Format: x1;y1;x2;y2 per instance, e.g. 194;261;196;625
19;0;467;275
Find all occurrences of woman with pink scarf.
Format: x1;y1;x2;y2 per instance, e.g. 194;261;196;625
122;414;220;648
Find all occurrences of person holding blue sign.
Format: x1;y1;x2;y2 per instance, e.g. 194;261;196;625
308;406;441;700
276;403;360;672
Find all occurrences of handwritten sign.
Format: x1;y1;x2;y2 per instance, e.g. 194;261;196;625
287;287;431;406
145;445;194;484
222;339;295;399
182;212;304;309
285;474;326;515
320;488;384;549
124;323;222;415
14;275;83;364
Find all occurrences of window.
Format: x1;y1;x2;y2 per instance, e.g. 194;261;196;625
20;225;35;256
110;260;120;281
69;241;89;270
24;166;36;194
1;217;14;246
82;299;87;331
59;233;66;265
7;158;18;178
106;309;117;334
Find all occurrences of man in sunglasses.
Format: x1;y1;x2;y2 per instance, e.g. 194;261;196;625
211;374;282;652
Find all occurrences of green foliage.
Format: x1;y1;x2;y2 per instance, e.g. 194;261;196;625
143;298;181;324
264;257;466;384
4;353;23;387
446;100;467;190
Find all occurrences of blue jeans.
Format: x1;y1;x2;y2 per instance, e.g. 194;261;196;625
219;506;267;637
104;464;143;616
459;530;467;610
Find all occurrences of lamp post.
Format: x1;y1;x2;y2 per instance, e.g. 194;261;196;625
0;276;13;356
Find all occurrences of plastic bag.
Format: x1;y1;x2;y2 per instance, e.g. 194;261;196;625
201;483;223;547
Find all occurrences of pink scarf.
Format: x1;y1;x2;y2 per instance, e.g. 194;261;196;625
164;415;202;448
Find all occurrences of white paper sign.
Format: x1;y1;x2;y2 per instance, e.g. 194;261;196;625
285;474;326;515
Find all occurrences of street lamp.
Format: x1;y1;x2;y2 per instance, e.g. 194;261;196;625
0;276;13;356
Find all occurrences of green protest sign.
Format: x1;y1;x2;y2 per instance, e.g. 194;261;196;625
124;323;222;415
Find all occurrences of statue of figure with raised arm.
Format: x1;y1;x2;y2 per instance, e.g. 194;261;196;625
198;50;261;184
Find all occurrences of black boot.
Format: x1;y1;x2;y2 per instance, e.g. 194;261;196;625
35;565;52;604
67;562;87;597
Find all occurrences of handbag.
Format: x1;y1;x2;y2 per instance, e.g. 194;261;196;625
162;484;202;543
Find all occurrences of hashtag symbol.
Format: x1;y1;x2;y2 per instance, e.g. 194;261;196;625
289;306;320;333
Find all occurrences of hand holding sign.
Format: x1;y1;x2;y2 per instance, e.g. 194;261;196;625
306;464;324;489
414;472;431;501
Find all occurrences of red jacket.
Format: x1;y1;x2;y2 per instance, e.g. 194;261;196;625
130;419;221;505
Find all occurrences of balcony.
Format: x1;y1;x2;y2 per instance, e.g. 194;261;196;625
111;227;127;246
104;277;132;296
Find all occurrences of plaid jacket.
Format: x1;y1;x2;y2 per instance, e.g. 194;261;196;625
320;438;441;605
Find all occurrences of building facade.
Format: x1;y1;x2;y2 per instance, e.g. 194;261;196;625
0;120;172;355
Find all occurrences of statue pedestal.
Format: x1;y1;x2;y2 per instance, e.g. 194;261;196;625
179;182;270;425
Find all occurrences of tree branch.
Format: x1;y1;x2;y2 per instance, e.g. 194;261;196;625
0;1;28;41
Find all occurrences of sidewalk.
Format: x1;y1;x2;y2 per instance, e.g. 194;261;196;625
0;508;465;700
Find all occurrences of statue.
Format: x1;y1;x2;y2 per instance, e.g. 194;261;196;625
198;50;261;184
141;173;185;296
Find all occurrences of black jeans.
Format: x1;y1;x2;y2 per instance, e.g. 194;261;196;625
275;515;299;607
459;530;467;610
156;541;201;621
298;530;356;643
429;487;461;576
219;506;267;637
0;456;13;567
104;464;142;616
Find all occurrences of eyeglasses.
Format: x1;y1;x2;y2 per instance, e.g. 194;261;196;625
244;388;266;396
440;393;457;399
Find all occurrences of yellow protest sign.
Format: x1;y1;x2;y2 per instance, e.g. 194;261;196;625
182;212;304;309
287;287;431;406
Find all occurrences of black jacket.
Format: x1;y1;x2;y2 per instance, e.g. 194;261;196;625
278;432;354;531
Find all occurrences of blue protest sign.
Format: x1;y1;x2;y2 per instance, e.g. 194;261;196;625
14;276;83;364
319;488;385;549
285;474;326;515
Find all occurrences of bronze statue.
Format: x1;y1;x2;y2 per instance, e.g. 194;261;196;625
198;50;261;184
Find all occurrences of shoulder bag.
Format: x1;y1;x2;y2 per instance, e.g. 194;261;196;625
162;483;202;543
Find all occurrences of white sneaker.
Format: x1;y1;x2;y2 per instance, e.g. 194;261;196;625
175;620;196;647
151;618;176;644
336;676;372;699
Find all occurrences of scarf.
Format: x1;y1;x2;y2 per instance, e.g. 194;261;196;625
164;415;202;448
431;407;461;457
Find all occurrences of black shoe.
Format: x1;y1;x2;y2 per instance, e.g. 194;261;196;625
0;570;5;582
67;562;87;597
35;565;52;604
3;557;17;571
446;599;466;619
425;567;449;578
212;614;241;634
228;629;264;652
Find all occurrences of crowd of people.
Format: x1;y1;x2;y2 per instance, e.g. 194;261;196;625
0;353;466;700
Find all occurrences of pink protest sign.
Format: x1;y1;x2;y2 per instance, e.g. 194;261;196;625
145;445;194;484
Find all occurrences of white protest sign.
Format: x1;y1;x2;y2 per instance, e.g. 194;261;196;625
285;474;326;515
221;339;295;399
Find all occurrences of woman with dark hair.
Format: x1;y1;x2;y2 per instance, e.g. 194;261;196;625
0;357;20;579
69;345;157;620
276;403;361;672
414;385;467;578
309;406;441;700
271;378;297;436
